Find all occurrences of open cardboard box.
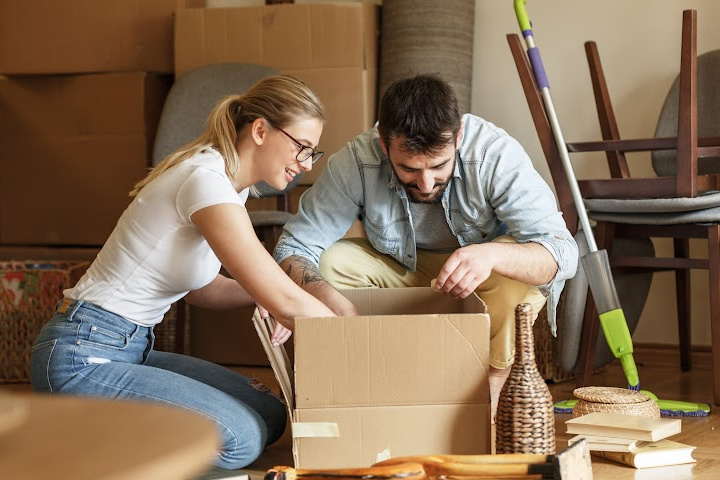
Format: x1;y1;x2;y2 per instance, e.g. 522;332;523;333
252;287;492;469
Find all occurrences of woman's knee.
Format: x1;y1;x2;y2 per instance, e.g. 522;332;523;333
215;414;268;469
264;395;287;446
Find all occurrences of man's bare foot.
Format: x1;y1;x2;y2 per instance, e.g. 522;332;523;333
489;366;511;424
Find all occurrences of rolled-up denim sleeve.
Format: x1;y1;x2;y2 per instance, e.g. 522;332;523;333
483;133;579;335
273;143;365;266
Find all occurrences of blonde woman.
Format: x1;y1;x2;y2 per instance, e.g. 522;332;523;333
30;75;335;469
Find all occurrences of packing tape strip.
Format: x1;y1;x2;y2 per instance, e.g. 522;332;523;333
292;422;340;438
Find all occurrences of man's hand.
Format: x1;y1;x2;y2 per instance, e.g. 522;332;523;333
432;244;492;298
433;241;558;298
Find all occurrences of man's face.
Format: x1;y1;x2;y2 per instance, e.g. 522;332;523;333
384;138;456;204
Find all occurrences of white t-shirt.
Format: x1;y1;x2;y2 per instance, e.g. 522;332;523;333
66;148;249;327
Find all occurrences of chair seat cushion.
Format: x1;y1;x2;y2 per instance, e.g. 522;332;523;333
584;190;720;213
588;205;720;225
585;191;720;224
247;210;293;227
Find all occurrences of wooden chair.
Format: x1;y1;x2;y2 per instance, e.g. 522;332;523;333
507;9;720;405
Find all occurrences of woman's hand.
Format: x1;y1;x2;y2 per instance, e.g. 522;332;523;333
270;321;293;347
258;303;293;347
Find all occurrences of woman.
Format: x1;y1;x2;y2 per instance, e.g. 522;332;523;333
29;75;336;469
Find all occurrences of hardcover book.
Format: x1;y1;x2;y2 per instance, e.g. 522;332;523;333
592;439;696;469
565;412;681;442
568;434;639;452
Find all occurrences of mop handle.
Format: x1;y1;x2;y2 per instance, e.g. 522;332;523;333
513;0;598;253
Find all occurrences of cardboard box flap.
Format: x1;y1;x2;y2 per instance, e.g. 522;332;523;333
338;287;488;316
251;310;295;412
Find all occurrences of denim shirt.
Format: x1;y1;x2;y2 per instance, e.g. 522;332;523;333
274;114;578;334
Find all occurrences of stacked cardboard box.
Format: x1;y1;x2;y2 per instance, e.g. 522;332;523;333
174;2;380;184
0;0;202;246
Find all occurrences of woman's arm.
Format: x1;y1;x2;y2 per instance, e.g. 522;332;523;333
191;203;336;330
183;273;255;310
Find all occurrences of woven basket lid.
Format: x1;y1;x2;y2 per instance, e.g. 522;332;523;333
573;386;651;404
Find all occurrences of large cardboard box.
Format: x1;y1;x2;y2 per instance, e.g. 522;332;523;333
0;73;172;245
174;3;378;76
0;0;203;74
254;287;492;468
174;2;380;184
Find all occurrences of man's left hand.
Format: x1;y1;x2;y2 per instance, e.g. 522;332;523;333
432;244;491;298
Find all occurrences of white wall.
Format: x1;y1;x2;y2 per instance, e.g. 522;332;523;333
472;0;720;346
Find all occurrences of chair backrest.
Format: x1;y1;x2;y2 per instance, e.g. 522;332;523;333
653;49;720;177
153;63;304;196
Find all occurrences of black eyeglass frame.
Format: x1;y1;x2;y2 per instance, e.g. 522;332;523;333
271;123;324;164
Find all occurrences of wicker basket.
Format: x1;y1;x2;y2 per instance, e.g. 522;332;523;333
571;386;660;418
156;301;189;354
533;303;577;383
0;260;90;383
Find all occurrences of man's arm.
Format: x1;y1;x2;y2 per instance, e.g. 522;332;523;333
280;255;359;316
433;241;557;299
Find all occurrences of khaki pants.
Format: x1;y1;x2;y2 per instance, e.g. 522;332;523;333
319;236;547;369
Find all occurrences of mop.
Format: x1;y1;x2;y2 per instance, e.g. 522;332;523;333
513;0;710;417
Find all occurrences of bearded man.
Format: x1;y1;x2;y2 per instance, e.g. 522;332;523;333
273;73;578;419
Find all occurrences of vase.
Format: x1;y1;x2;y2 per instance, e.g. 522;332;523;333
495;304;556;454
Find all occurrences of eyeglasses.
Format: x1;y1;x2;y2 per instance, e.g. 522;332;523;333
273;124;324;164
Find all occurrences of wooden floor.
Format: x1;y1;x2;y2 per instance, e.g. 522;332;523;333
4;346;720;479
233;345;720;480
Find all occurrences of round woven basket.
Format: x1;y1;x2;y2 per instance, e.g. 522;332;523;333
572;386;660;418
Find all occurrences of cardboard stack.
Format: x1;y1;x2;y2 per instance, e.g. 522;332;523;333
174;2;380;184
0;0;202;246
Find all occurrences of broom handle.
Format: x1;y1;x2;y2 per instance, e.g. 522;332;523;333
514;0;598;253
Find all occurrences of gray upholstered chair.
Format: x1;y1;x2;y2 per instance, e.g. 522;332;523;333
153;62;304;252
509;10;720;405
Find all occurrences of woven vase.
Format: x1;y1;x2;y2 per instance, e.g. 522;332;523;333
496;304;556;454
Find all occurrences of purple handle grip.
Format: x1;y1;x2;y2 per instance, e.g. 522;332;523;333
528;47;549;89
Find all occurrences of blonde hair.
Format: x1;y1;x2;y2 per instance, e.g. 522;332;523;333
130;74;324;196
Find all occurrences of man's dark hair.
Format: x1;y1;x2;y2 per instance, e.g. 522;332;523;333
377;73;461;155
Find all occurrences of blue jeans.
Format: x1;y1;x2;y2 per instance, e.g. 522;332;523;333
30;300;287;469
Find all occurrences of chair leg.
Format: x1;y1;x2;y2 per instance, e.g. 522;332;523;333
708;225;720;406
674;238;692;371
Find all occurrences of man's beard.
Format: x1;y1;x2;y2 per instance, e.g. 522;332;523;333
398;176;451;204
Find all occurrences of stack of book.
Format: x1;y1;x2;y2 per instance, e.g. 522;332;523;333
565;412;696;469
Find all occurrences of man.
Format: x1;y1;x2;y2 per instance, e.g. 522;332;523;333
273;74;578;418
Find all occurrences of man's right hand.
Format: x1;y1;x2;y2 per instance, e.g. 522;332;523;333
280;256;359;316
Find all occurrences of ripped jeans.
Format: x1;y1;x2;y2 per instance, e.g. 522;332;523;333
30;299;286;469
